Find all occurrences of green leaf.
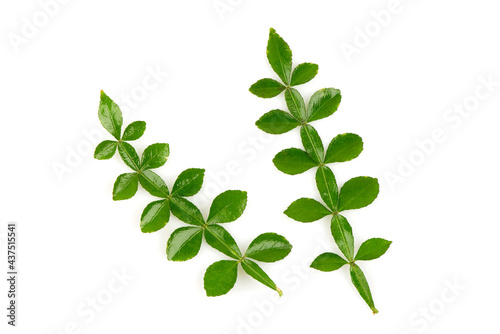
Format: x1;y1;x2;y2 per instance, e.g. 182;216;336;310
170;196;205;226
339;177;379;211
300;124;324;164
204;260;239;297
249;78;286;98
112;173;138;201
140;199;170;233
118;142;141;171
307;88;341;122
122;121;146;141
273;148;317;175
207;190;247;224
267;28;292;85
245;233;292;262
138;170;169;198
325;133;364;164
172;168;205;197
350;263;378;314
94;140;117;160
204;224;242;259
355;238;392;261
166;226;203;261
310;252;347;272
315;166;339;211
330;215;354;261
255;109;300;134
241;259;282;296
141;143;169;170
285;88;307;121
284;198;331;223
98;91;123;140
290;62;318;86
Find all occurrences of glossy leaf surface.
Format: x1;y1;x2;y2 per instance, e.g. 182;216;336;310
241;259;282;296
204;224;242;259
118;142;141;171
245;233;292;262
300;124;324;164
325;133;363;164
273;148;317;175
204;260;238;297
138;170;169;198
140;199;170;233
339;177;379;211
267;28;292;85
166;226;203;261
255;109;300;134
172;168;205;197
141;143;169;170
98;91;122;140
94;140;117;160
285;88;307;121
112;173;138;201
249;78;286;98
310;252;347;272
207;190;247;224
315;166;338;211
307;88;341;122
170;196;205;226
330;215;354;261
284;198;331;222
350;264;378;314
355;238;392;261
122;121;146;141
290;63;318;86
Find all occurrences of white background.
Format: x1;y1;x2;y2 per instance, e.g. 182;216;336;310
1;0;500;333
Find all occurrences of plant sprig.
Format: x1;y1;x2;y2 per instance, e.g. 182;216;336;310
94;90;292;297
250;28;391;313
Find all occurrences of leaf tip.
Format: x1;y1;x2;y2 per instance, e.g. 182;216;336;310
276;287;283;297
